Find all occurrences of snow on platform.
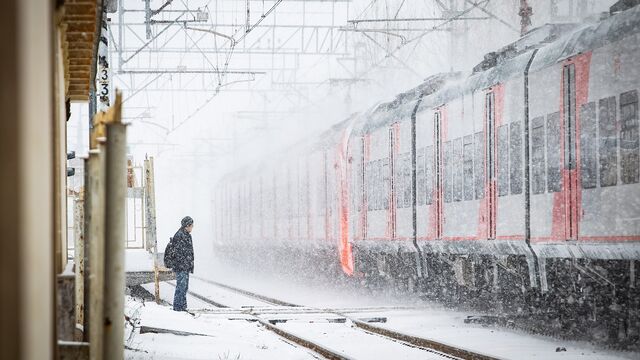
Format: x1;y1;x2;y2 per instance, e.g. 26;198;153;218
125;297;318;360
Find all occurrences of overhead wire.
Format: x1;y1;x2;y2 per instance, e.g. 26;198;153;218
168;0;286;134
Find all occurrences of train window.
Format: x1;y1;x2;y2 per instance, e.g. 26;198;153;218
599;96;618;187
444;141;453;203
474;132;484;199
374;160;381;210
546;112;562;192
510;121;523;195
497;125;509;197
395;153;411;209
403;155;412;208
463;135;474;201
417;149;426;206
372;161;378;210
373;160;380;210
356;157;362;213
370;161;376;211
531;116;546;195
317;168;325;211
453;138;463;202
382;158;390;210
425;145;434;205
620;90;639;184
365;162;373;211
580;102;597;189
395;155;404;208
403;154;410;207
378;160;384;210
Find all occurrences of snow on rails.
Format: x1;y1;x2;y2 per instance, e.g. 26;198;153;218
137;278;497;360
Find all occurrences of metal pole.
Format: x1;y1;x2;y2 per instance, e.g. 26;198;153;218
103;117;127;360
144;157;157;252
118;0;124;71
74;195;85;341
87;145;106;360
519;0;533;36
144;157;161;303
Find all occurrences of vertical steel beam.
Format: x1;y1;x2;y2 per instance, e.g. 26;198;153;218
103;96;126;360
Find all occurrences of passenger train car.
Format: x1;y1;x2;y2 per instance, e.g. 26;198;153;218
214;4;640;343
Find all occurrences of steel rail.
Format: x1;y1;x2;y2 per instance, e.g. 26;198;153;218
349;319;498;360
255;318;354;360
189;276;499;360
164;281;229;308
193;277;300;307
165;280;352;360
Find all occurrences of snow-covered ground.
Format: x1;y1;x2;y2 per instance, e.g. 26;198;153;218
124;259;639;359
125;297;319;360
134;281;456;359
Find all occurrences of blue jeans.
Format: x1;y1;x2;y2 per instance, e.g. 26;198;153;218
173;271;189;311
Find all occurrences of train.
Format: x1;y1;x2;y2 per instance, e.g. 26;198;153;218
213;3;640;345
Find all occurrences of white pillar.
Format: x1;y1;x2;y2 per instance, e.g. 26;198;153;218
103;120;127;360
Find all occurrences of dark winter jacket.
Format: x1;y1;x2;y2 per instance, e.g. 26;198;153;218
166;227;194;273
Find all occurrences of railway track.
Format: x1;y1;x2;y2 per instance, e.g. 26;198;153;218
163;277;498;360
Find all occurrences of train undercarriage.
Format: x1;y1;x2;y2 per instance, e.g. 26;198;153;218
352;244;640;348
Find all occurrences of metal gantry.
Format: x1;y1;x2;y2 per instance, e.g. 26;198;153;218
106;0;606;154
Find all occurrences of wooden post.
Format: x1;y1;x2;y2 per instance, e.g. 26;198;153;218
103;92;126;360
144;157;160;303
74;195;85;341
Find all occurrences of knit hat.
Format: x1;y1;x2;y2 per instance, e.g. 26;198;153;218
181;216;194;227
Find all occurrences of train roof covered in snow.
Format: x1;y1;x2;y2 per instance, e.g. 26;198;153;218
220;3;640;180
358;3;640;134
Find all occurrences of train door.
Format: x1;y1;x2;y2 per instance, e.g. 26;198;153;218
562;63;579;240
484;91;498;239
433;111;443;239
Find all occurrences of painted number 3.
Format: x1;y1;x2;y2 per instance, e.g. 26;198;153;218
100;83;109;96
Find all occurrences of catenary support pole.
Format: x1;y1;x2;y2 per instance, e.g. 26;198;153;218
144;157;157;252
144;157;160;303
103;96;126;360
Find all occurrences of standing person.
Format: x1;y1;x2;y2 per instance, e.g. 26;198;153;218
166;216;195;311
